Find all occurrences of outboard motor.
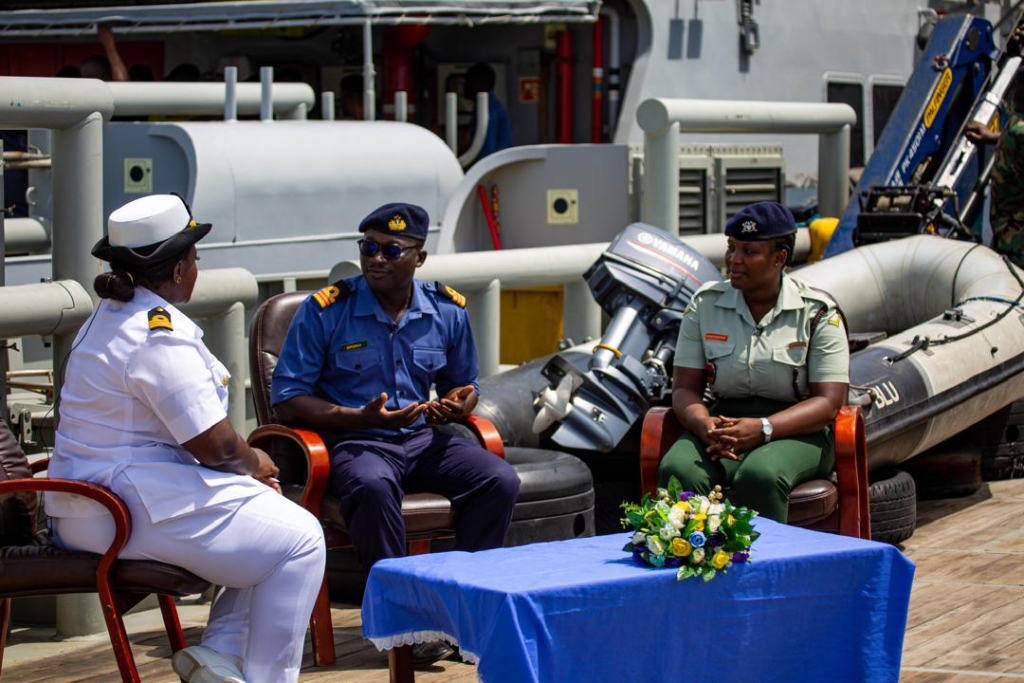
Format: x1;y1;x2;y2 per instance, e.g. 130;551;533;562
532;223;720;451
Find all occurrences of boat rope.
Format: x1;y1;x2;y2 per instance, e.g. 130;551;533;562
890;255;1024;362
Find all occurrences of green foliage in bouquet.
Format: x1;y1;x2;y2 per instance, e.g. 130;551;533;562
621;476;760;581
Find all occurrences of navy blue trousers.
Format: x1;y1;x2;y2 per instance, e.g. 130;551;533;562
323;428;520;569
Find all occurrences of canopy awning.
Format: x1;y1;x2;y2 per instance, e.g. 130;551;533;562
0;0;600;37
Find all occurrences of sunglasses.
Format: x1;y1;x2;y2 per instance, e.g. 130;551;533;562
358;239;419;260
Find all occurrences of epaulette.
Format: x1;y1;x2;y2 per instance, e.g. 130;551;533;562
434;281;467;308
312;279;354;309
148;306;173;332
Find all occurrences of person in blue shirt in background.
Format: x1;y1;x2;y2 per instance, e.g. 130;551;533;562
270;202;520;665
464;63;512;159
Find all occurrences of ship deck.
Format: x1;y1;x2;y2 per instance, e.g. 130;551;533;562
4;477;1024;682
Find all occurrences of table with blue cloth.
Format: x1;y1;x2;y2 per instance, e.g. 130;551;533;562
362;518;915;683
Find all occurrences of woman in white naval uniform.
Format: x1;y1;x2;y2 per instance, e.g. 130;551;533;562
47;194;326;683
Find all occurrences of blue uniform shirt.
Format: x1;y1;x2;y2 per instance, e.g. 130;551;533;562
271;276;480;438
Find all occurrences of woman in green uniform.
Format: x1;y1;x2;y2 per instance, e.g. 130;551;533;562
657;201;850;522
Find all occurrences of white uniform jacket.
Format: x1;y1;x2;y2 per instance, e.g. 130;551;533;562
47;287;265;523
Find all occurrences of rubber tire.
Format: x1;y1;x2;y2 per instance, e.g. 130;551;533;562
903;440;983;500
869;469;916;546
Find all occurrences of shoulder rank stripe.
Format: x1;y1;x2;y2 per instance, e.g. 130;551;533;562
312;280;354;309
435;281;467;308
148;306;173;331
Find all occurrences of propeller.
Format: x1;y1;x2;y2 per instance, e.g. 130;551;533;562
532;374;575;433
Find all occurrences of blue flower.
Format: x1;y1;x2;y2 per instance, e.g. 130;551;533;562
680;491;695;501
688;531;706;548
732;551;749;564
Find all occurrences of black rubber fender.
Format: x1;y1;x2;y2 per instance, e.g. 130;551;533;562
869;469;917;546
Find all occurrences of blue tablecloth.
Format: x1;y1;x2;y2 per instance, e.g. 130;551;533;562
362;519;915;683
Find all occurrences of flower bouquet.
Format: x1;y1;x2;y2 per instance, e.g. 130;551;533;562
620;476;760;581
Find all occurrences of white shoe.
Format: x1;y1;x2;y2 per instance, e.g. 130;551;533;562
171;645;247;683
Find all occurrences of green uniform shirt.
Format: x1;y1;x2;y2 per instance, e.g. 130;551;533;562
674;271;850;403
989;111;1024;265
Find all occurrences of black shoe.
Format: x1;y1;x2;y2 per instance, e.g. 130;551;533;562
412;641;455;668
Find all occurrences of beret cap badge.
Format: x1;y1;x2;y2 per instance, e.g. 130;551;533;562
388;215;407;232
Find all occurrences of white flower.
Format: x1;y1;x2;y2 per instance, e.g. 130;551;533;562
690;547;706;564
655;500;671;517
659;525;681;541
707;515;722;533
698;497;710;515
647;536;666;556
709;503;725;516
668;505;687;529
632;531;647;545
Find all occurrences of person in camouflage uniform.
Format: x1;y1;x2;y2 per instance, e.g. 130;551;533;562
965;80;1024;268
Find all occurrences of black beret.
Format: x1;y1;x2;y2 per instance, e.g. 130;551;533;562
724;201;797;241
358;202;429;241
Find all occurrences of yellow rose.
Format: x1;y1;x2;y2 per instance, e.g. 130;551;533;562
727;514;736;526
712;551;730;569
694;513;707;521
674;500;690;511
670;537;692;556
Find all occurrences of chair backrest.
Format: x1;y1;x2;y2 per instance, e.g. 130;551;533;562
249;291;311;426
0;419;36;544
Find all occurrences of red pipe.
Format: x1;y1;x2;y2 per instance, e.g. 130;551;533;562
556;30;574;144
592;16;604;143
477;184;502;250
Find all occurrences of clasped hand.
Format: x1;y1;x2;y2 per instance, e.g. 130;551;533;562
701;415;763;461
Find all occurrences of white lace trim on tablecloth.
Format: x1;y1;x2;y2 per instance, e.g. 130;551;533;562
368;630;481;665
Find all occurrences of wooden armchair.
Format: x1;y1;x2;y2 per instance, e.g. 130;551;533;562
247;290;506;668
0;420;209;683
639;405;870;539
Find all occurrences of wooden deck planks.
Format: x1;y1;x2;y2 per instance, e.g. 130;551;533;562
4;478;1024;682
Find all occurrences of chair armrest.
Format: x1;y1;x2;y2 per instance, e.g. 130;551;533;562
834;405;870;539
0;473;131;580
247;424;331;518
462;414;505;459
639;407;681;498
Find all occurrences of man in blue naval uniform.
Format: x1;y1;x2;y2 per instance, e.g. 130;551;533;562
271;202;520;574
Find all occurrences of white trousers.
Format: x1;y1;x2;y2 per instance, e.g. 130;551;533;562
54;475;326;683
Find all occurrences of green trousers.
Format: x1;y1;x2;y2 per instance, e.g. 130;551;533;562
657;397;834;523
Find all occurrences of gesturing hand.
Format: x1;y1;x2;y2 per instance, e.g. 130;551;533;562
424;385;476;425
362;392;426;429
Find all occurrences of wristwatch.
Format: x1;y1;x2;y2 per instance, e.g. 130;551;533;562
760;417;774;443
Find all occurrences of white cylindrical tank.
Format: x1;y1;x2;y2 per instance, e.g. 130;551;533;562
103;119;464;275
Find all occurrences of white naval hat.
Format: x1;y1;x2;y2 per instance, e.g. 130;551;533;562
92;193;211;265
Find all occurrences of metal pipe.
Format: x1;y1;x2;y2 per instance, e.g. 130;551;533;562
52;111;104;307
592;15;604;143
363;19;377;121
178;268;259;318
260;66;273;121
564;279;602;344
467;279;501;379
105;81;314;118
321;91;336;121
458;92;490;168
4;218;49;255
556;30;574;144
395;91;408;122
641;121;680;233
445;92;459;153
196;302;248;431
637;98;858;225
0;77;114;128
0;280;93;338
223;65;237;122
600;5;622;137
